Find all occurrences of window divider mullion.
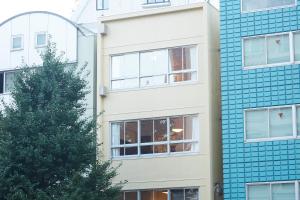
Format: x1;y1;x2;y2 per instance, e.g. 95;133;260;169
295;181;299;200
138;120;141;156
167;117;170;154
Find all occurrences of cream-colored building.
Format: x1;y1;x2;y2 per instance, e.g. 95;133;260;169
74;1;221;199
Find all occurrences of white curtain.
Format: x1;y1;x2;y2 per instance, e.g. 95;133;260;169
269;107;293;137
248;184;270;200
272;183;295;200
246;109;268;139
192;116;199;152
267;34;290;64
111;123;121;156
244;37;266;67
294;33;300;61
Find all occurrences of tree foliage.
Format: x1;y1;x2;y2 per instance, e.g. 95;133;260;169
0;43;122;200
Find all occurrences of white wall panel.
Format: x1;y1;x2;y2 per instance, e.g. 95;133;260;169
0;23;11;70
66;24;78;62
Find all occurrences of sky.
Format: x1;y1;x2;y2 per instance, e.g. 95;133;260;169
0;0;78;23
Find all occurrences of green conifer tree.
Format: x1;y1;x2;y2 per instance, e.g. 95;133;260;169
0;43;122;200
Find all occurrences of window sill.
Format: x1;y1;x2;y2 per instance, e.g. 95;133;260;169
243;61;300;70
108;80;201;94
111;151;203;161
11;48;24;52
142;2;171;9
245;136;299;143
241;3;297;14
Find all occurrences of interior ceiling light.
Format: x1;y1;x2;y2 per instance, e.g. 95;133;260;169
172;128;183;133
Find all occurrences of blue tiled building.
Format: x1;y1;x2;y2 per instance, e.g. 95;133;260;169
221;0;300;199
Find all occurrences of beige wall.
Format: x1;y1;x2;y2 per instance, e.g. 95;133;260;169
97;3;221;200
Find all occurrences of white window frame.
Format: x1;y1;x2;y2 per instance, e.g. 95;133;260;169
110;115;199;159
0;70;16;95
109;45;198;91
121;187;200;200
246;181;299;200
244;104;300;143
35;32;47;48
241;0;297;13
11;35;24;51
242;31;300;70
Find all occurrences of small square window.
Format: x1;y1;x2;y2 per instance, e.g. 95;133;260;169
11;35;23;50
96;0;108;10
36;32;47;48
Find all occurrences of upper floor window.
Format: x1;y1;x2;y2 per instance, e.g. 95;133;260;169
243;32;300;69
120;188;198;200
97;0;108;10
0;71;16;94
111;115;199;158
145;0;170;4
111;46;197;90
11;35;23;51
35;32;47;48
244;105;300;142
242;0;296;12
247;181;296;200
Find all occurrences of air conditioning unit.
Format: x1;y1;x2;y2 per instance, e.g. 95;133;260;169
99;85;107;97
98;23;107;35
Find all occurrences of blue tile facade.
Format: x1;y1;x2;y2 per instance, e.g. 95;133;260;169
220;1;300;199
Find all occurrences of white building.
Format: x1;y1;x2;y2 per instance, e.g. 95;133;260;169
0;11;96;117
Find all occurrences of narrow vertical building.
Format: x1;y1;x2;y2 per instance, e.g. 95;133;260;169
221;0;300;199
73;0;222;199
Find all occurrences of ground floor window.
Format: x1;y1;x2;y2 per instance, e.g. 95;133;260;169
247;181;298;200
119;188;199;200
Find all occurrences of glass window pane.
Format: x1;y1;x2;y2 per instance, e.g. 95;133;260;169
297;107;300;136
171;189;184;200
185;189;198;200
170;143;184;152
140;50;168;76
36;33;46;46
141;145;153;154
170;117;184;140
97;0;109;9
141;120;153;143
112;147;124;157
244;37;266;67
0;73;3;93
294;32;300;61
111;122;124;146
248;184;270;200
12;36;22;49
111;54;139;79
5;72;15;93
125;192;138;200
267;34;290;64
272;183;295;200
111;78;139;90
169;48;183;71
125;147;138;156
170;72;197;83
242;0;295;12
269;107;293;137
125;122;138;144
183;47;197;70
140;75;167;87
141;191;154;200
154;190;168;200
154;145;167;153
154;118;167;142
245;109;268;139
